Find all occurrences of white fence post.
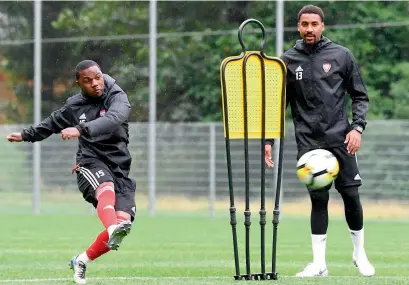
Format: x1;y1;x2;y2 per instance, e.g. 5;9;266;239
33;0;42;215
209;123;216;217
148;0;157;217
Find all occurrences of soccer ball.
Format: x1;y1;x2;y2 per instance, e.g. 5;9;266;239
296;149;339;190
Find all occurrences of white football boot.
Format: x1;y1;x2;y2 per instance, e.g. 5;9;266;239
107;220;132;250
353;252;375;277
69;256;87;284
296;263;328;277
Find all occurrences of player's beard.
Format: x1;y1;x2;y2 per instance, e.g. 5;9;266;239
303;33;316;44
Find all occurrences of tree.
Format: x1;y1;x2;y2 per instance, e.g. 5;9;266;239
2;1;409;122
0;1;86;122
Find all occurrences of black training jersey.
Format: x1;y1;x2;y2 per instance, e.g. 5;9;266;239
22;74;133;177
281;37;369;150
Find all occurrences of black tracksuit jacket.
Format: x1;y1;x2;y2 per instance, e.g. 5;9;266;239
270;37;369;150
21;74;133;177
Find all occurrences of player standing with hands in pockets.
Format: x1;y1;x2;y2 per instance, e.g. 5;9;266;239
264;5;375;277
7;60;136;284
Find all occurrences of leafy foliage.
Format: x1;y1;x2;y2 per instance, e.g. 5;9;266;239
1;1;409;122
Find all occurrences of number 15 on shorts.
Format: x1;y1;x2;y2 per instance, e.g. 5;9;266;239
96;170;105;178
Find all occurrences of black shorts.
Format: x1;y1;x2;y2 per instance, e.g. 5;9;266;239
297;145;362;192
74;159;136;221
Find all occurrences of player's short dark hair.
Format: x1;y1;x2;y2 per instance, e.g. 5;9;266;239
75;60;101;80
298;5;324;22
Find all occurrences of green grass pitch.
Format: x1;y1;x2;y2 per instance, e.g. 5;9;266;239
0;213;408;284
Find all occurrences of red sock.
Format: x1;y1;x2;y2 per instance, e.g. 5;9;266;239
86;230;110;261
96;183;117;229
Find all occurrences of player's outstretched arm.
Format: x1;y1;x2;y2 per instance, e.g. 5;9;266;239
76;90;130;138
7;104;74;143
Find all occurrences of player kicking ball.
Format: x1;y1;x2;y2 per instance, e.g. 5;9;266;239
7;60;136;284
264;5;375;277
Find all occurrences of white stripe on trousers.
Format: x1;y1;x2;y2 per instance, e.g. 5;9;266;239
355;153;359;167
78;168;98;190
78;167;99;190
80;167;100;186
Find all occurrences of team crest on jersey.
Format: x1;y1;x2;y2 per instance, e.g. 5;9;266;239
323;62;331;73
99;109;106;117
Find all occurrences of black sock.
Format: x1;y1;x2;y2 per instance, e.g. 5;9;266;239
309;190;329;235
339;187;363;231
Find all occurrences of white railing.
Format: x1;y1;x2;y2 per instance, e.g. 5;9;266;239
1;120;408;215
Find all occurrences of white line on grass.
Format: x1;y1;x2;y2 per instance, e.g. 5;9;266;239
0;277;225;283
0;276;408;283
0;261;407;270
1;249;408;256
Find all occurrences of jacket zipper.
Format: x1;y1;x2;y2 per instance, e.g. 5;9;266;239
310;52;323;148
